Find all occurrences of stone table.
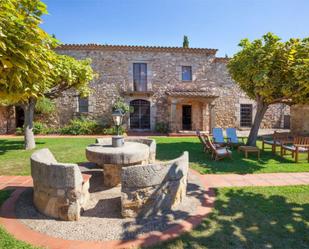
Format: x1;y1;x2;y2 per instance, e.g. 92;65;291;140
86;140;150;187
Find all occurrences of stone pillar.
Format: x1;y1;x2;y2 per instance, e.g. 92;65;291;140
202;102;210;132
209;104;216;133
169;99;177;132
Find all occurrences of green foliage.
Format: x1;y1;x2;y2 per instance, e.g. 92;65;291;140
0;0;96;103
155;122;169;133
32;122;46;135
102;126;125;135
227;33;309;105
35;97;55;114
60;118;101;135
183;35;189;48
112;97;131;114
0;0;96;149
0;0;56;103
46;54;95;99
59;118;126;135
15;127;23;136
15;122;57;135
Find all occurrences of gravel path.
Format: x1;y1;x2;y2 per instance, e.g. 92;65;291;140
16;170;205;241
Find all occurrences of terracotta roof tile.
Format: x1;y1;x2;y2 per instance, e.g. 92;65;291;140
214;57;230;63
166;89;218;98
56;44;218;55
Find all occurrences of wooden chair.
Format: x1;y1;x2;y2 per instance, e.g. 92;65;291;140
196;130;209;153
226;128;245;148
262;131;293;153
280;136;309;163
205;135;232;161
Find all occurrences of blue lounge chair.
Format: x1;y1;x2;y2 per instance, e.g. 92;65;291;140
226;128;245;147
212;128;226;145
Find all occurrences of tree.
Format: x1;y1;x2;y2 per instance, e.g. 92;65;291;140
183;35;189;48
228;33;309;146
0;0;95;149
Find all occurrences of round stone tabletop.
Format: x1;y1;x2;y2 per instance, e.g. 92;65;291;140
86;140;150;166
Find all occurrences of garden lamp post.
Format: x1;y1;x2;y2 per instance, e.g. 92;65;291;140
112;109;124;147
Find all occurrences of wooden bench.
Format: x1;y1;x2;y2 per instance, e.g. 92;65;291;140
262;131;293;153
281;136;309;162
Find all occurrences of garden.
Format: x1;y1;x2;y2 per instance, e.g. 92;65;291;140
1;137;309;249
1;0;309;248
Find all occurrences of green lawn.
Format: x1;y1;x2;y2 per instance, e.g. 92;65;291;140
150;185;309;249
0;137;308;175
0;186;308;249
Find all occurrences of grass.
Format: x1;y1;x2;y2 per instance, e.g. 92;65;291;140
150;185;309;249
154;137;309;174
0;137;308;248
0;190;39;249
0;137;308;175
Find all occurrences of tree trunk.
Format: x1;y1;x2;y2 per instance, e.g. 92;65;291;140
23;98;36;150
246;101;268;146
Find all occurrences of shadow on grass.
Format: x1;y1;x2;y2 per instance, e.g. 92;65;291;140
156;140;296;174
0;139;45;155
149;187;309;249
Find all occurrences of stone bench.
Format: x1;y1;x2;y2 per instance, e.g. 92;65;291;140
121;151;189;218
30;148;90;221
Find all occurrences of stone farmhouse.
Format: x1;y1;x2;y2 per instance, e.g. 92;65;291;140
0;44;292;134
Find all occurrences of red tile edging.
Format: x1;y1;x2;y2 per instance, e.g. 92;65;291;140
0;169;215;249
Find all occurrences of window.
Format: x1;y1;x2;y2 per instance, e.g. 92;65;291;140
133;63;147;91
240;104;252;127
78;96;89;113
182;66;192;81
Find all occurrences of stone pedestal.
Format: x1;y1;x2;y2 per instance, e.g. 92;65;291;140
103;164;122;187
86;139;152;187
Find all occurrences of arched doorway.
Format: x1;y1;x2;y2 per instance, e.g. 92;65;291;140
15;106;24;128
130;99;150;129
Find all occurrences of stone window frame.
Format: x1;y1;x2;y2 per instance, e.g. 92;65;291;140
177;64;197;82
76;94;94;113
235;98;257;128
181;66;192;82
129;59;153;92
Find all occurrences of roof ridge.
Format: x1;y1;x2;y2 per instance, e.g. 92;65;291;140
56;43;218;54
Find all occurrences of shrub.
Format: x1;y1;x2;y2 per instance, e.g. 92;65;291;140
15;127;23;136
155;122;169;134
33;122;46;135
35;97;56;114
60;118;102;135
102;126;125;135
112;97;132;114
15;122;51;135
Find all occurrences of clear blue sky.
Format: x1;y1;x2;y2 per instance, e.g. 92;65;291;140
41;0;309;57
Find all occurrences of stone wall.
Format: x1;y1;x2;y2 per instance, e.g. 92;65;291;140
0;46;290;134
291;105;309;135
0;106;15;134
53;47;289;132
